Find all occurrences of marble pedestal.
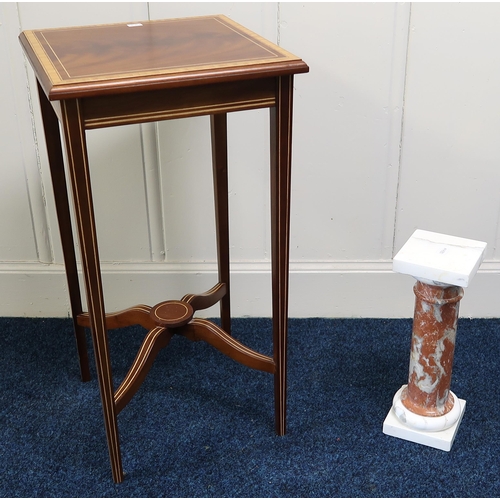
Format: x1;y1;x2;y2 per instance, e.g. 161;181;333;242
383;229;486;451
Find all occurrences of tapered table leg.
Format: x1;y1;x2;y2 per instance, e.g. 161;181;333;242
270;75;294;436
37;84;90;382
60;99;123;483
211;113;231;334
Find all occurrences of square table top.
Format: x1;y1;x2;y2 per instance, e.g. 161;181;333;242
19;14;309;100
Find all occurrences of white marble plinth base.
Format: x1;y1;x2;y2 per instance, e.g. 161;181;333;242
383;386;466;451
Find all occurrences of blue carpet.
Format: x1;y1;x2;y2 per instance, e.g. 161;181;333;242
1;316;500;497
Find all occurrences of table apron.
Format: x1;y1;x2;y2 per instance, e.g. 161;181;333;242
80;78;277;129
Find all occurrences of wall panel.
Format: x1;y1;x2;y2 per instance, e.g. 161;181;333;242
17;2;152;265
150;2;277;267
0;3;47;262
280;2;409;261
396;3;500;259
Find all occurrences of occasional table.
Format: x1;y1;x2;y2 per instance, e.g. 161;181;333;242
19;15;308;482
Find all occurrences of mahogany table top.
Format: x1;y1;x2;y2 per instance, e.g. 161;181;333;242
19;15;309;100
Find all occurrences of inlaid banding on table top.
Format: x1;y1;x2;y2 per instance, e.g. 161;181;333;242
21;15;305;90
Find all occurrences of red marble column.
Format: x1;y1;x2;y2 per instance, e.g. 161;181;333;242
400;281;464;417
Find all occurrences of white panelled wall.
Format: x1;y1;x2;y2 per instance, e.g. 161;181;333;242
1;2;500;318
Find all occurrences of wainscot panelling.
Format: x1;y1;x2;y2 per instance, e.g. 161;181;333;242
0;3;48;263
1;2;500;318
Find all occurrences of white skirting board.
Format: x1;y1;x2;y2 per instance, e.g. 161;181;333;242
0;260;499;318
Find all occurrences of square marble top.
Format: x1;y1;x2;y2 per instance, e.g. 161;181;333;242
393;229;487;287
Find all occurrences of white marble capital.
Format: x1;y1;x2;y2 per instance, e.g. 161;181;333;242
393;229;487;287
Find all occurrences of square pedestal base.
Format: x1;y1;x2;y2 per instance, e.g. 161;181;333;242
383;398;466;451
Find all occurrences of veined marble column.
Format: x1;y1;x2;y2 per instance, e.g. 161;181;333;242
394;281;464;432
383;230;486;451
